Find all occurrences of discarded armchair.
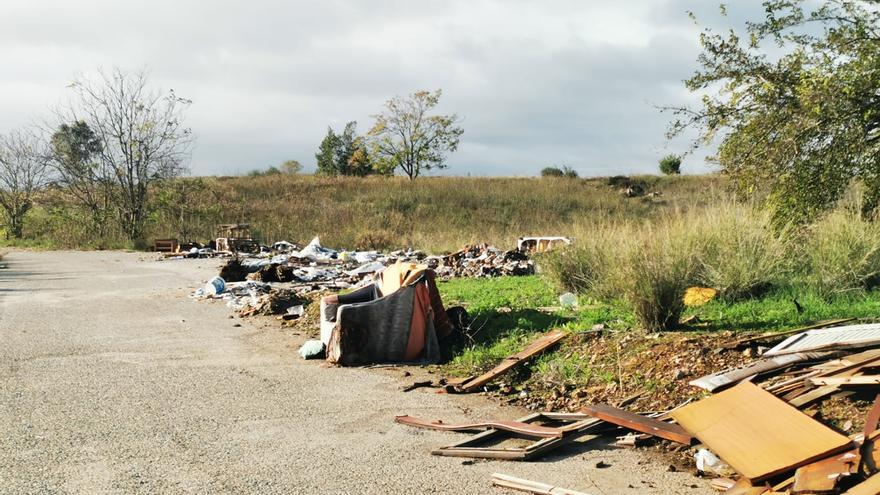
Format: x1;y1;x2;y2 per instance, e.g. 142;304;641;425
320;262;452;366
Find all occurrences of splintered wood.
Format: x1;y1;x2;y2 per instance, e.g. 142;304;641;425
670;382;852;482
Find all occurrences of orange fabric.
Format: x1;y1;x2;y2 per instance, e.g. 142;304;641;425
404;282;434;361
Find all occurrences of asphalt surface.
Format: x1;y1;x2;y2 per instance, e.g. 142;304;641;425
0;250;714;494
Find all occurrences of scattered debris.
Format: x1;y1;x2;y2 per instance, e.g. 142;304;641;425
516;236;572;254
298;340;325;359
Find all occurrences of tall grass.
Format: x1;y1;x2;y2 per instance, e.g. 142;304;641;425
804;209;880;297
541;203;794;331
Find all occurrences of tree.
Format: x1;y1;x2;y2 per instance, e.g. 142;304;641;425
61;68;193;240
0;129;50;239
280;159;302;174
667;1;880;223
541;166;565;177
659;154;681;175
368;90;463;180
49;120;113;236
315;122;373;176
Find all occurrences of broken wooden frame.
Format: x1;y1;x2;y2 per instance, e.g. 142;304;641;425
394;415;563;438
430;412;605;460
580;403;692;445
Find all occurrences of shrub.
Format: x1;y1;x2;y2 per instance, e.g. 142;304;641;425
541;166;564;177
541;203;793;330
804;209;880;297
694;204;791;300
659;154;681;175
541;166;578;178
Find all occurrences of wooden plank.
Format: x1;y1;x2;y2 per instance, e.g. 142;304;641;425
580;404;692;445
454;330;567;392
491;473;592;495
866;395;880;437
844;472;880;495
792;449;860;493
691;352;833;392
671;382;853;482
394;415;564;438
810;376;880;386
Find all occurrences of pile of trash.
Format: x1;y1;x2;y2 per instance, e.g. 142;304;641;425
205;237;536;290
394;319;880;494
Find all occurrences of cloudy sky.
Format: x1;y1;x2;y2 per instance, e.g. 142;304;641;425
0;1;767;177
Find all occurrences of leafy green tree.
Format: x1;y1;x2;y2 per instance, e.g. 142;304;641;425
368;90;463;180
668;1;880;223
659;154;681;175
315;122;373;176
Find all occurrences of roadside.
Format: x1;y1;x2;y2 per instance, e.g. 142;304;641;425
0;251;711;494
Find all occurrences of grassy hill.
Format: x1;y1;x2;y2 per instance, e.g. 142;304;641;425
144;174;728;252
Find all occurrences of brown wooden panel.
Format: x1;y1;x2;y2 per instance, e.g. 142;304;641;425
580;403;692;445
671;382;852;482
792;449;859;493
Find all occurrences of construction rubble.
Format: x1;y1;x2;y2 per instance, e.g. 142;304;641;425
389;320;880;494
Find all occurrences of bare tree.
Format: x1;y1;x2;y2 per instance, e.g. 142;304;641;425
0;129;51;239
61;68;193;241
368;90;463;180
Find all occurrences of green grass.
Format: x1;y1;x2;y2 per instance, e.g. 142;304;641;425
438;274;880;380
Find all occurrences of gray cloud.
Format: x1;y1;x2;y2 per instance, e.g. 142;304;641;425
0;1;769;176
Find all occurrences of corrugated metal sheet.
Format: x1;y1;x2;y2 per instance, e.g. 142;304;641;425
765;323;880;356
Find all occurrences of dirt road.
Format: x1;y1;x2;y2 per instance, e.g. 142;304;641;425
0;251;711;494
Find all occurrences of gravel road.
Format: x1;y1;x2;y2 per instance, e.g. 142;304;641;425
0;250;713;494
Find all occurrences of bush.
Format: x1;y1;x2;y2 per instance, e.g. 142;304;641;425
541;166;564;177
541;166;578;178
659;154;681;175
541;203;793;330
694;204;791;300
804;209;880;297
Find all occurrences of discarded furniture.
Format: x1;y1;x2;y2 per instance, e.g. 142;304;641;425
322;262;452;365
428;412;605;460
671;382;852;482
215;223;260;253
154;238;179;253
491;473;591;495
447;330;567;393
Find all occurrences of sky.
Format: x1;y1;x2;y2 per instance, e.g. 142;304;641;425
0;1;769;177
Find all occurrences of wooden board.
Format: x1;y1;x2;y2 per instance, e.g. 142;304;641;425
394;415;563;438
844;473;880;495
671;382;852;482
792;449;859;493
452;330;566;392
809;376;880;386
580;403;692;445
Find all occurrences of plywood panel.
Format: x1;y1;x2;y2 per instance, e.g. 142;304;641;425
671;382;852;482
